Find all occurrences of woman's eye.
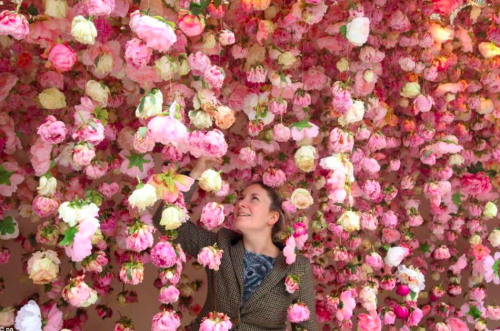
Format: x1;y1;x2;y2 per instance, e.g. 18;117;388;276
252;197;259;201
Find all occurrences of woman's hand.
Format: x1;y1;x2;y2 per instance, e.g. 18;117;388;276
189;156;224;180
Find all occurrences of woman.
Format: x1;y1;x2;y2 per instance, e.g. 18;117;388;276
152;157;317;331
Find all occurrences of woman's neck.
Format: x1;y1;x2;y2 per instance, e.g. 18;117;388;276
242;234;280;258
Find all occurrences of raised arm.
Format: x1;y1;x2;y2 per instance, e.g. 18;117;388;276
292;257;318;331
152;157;223;257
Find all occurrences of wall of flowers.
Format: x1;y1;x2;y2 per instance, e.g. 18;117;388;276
1;0;500;330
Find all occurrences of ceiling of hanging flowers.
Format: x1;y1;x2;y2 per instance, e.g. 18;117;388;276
1;0;500;329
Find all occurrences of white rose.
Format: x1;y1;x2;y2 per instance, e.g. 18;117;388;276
27;250;60;285
85;80;110;106
337;210;360;232
400;82;421;98
38;87;67;109
319;154;355;182
14;301;42;331
135;89;163;119
339;100;365;125
294;145;317;172
385;246;407;268
479;42;500;59
0;307;15;327
155;56;180;81
71;16;97;45
44;0;68;19
363;69;375;83
189;110;213;129
198;169;222;192
483;202;498;219
448;154;464;166
336;57;349;72
128;184;157;211
95;53;114;76
278;51;297;69
290;188;314;209
346;17;370;47
178;57;190;76
160;205;184;230
488;229;500;247
37;176;57;196
0;216;19;240
58;202;99;227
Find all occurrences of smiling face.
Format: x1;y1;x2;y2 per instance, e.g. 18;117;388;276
233;183;279;236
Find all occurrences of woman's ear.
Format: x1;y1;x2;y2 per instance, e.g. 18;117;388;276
268;210;280;225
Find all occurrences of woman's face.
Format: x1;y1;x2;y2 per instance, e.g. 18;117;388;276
233;184;278;234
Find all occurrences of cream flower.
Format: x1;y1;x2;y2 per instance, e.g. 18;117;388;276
189;110;213;129
38;87;67;109
400;82;421;98
129;184;157;211
85;80;110;106
346;16;370;47
339;100;365;125
198;169;222;192
27;250;60;284
294;145;317;172
290;188;314;209
71;16;97;45
160;205;185;230
37;176;57;196
44;0;68;19
135;89;163;119
483;202;498;219
337;210;360;232
95;53;114;76
0;306;15;327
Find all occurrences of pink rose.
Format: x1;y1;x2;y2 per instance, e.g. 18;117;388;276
48;44;77;72
287;302;310;323
178;10;205;36
129;10;177;53
32;196;59;218
446;317;469;331
158;285;180;304
432;0;461;16
151;310;181;331
188;51;211;76
283;236;297;264
82;0;115;17
201;202;225;230
358;310;382;331
126;222;155;252
197;245;223;271
37;115;67;144
273;123;291;142
219;29;235;46
204;65;225;89
200;312;232;331
202;129;228;158
150;241;178;268
0;10;29;40
460;172;492;196
73;143;96;167
125;38;152;69
0;72;18;102
64;217;100;262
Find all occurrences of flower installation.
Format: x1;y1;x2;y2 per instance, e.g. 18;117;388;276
1;0;500;330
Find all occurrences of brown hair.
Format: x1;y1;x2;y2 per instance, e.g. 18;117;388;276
247;181;285;240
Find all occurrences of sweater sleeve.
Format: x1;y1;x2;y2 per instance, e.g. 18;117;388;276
291;258;318;331
151;173;217;258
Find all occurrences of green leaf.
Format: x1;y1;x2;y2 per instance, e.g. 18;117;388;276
419;243;430;253
340;25;347;39
138;95;146;114
409;290;417;300
88;120;98;131
94;55;101;67
0;165;14;186
291;117;313;130
138;127;147;138
94;106;109;127
467;162;485;174
0;216;16;235
28;4;38;16
278;152;286;161
467;304;482;320
58;226;79;247
189;2;202;15
214;0;221;8
127;267;132;280
452;191;463;206
279;72;287;82
127;152;151;172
